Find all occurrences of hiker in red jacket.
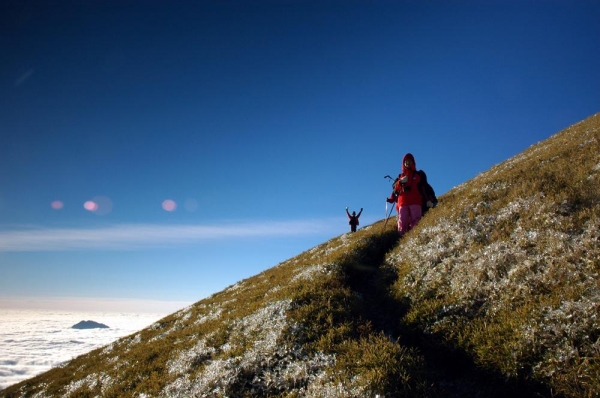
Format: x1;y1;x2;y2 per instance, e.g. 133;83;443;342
346;207;363;233
387;153;423;236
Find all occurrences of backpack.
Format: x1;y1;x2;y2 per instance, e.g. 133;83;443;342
416;170;437;214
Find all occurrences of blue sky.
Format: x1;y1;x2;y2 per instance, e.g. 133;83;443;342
1;1;599;311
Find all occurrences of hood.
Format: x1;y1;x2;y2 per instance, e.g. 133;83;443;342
402;153;416;174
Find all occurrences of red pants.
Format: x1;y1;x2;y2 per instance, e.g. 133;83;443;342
398;204;422;234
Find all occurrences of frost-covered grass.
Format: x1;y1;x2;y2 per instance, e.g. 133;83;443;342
390;112;600;397
2;112;599;398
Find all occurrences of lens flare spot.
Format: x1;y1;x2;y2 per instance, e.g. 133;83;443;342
162;199;177;212
84;196;113;215
84;201;98;212
51;200;64;210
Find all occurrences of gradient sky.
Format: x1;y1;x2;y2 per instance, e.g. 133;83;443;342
1;1;599;310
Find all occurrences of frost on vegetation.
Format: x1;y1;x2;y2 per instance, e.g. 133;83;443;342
392;193;598;315
26;387;51;398
527;294;600;380
224;280;247;294
64;373;102;397
169;299;296;382
150;321;165;331
262;351;336;393
290;264;334;284
307;246;320;255
171;304;195;319
265;285;281;296
178;308;192;323
97;373;114;395
161;299;339;396
120;333;142;351
302;373;367;398
318;241;348;258
193;306;224;326
106;355;119;364
163;351;337;398
218;298;238;308
156;310;198;337
579;137;597;148
167;337;217;375
481;180;507;195
102;342;116;355
232;299;293;363
302;242;334;261
148;331;170;343
163;358;239;398
317;234;355;257
497;197;535;221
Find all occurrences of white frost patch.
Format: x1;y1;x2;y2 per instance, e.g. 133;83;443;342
579;137;596;147
497;197;534;221
161;299;337;396
223;280;247;294
167;337;217;375
265;285;281;296
131;333;142;346
193;307;224;326
102;342;116;355
291;264;329;283
63;373;103;397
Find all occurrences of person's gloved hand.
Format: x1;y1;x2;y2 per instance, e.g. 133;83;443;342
360;208;363;211
345;206;348;210
400;176;408;184
386;197;395;203
427;201;434;208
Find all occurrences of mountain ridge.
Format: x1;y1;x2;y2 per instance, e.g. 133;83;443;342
1;111;599;397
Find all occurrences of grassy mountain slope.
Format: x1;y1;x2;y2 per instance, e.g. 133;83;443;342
2;112;599;397
390;111;600;397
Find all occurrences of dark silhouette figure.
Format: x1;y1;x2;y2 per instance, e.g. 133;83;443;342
346;207;363;232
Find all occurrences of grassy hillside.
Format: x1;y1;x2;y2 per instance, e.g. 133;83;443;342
1;112;599;397
390;111;600;397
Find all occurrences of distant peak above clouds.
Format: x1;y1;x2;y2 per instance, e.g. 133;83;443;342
71;320;109;329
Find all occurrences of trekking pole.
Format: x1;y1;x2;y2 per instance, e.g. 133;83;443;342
382;201;394;230
382;175;396;230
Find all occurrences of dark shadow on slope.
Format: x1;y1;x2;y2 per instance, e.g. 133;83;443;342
339;230;557;398
340;230;409;336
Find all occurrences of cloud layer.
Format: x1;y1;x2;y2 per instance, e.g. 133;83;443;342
0;309;165;390
0;219;339;252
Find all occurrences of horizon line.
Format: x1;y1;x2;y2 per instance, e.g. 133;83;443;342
0;295;194;313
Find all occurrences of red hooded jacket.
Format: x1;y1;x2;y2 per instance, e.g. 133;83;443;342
390;153;422;209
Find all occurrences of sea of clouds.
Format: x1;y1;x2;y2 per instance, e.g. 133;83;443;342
0;309;167;390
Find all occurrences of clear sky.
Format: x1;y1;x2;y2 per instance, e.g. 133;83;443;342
1;1;599;311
